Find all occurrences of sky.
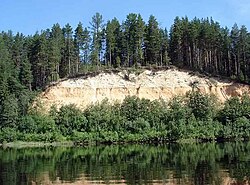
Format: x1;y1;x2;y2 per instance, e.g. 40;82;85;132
1;0;250;35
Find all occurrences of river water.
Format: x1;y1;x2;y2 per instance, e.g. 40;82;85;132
0;142;250;185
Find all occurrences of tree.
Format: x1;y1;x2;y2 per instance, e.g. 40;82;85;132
48;23;63;82
61;23;74;77
81;27;91;65
145;15;161;65
0;94;19;127
238;25;249;81
19;55;33;90
230;23;240;78
135;14;145;66
160;28;170;66
123;13;145;67
169;17;183;66
90;12;105;66
106;18;120;66
74;22;85;73
11;33;25;71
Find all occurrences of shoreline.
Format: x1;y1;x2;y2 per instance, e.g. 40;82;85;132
0;141;74;148
0;138;247;148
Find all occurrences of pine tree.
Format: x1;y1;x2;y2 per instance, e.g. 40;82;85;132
123;13;145;66
90;12;105;66
74;22;85;73
238;25;249;81
82;28;91;65
160;28;170;66
135;14;145;66
30;32;49;89
61;23;74;77
106;18;120;66
169;17;183;66
230;23;240;79
145;15;161;66
48;23;63;82
19;55;33;90
11;33;25;71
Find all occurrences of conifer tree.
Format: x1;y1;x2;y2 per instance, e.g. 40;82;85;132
61;23;74;77
90;12;105;66
49;23;63;82
145;15;161;65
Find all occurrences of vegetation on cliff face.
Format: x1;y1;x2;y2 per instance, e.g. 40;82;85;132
1;13;250;143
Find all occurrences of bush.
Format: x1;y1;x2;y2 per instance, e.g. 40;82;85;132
84;99;124;132
120;96;150;121
232;117;250;138
99;131;119;142
186;91;217;120
71;131;95;143
218;97;242;124
56;104;88;135
18;115;38;133
0;127;19;142
32;114;58;134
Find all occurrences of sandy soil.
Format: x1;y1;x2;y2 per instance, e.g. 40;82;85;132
36;69;250;111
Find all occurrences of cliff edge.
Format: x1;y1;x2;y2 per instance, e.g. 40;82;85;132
37;69;250;111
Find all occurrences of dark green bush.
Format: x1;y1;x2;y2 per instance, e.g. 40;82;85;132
56;104;88;135
0;127;19;142
186;91;217;120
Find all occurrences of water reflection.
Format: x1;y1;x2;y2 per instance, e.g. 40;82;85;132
0;142;250;185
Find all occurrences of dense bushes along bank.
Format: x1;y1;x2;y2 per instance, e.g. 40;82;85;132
1;90;250;143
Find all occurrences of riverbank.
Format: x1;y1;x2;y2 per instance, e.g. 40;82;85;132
2;91;250;144
0;141;74;148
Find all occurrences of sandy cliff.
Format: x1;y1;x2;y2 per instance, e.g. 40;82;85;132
37;69;250;111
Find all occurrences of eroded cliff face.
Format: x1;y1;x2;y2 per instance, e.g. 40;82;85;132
37;69;250;111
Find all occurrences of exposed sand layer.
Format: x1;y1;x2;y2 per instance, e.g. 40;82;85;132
37;69;250;111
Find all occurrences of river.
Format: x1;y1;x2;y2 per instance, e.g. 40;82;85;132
0;142;250;185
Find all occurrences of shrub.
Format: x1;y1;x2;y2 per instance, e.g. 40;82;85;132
0;127;19;142
186;91;217;120
218;97;242;124
18;115;38;133
56;104;88;135
84;99;123;132
71;131;95;143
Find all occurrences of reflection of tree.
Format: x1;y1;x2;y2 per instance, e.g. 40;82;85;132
0;142;250;184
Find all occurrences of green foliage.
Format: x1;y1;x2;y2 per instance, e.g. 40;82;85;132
219;97;243;123
56;104;88;135
217;94;250;139
1;93;250;143
0;127;19;142
0;94;19;127
186;91;216;120
18;115;38;133
71;131;95;143
121;96;149;121
17;113;64;142
168;96;190;121
84;99;117;132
